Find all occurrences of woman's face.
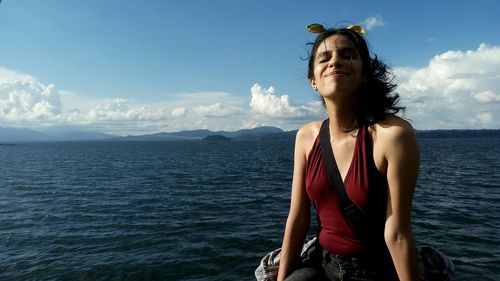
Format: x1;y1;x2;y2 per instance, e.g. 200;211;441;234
310;34;364;99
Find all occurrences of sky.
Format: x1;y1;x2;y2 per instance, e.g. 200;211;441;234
0;0;499;135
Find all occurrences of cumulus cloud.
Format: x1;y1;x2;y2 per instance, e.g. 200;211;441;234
472;90;500;103
88;98;167;122
1;66;266;134
0;67;174;133
396;43;500;129
0;66;36;84
8;40;498;135
249;84;321;119
0;80;62;122
194;102;244;117
171;107;187;117
3;40;499;135
0;67;63;124
363;15;385;31
471;112;493;126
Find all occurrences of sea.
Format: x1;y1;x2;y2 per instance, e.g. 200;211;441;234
0;137;498;281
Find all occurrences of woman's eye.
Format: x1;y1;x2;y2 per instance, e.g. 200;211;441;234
339;48;355;60
317;55;330;63
339;50;353;59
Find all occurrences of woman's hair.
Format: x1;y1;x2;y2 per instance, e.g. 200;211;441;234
307;28;404;128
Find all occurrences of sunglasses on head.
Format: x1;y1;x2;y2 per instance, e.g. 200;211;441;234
307;23;366;35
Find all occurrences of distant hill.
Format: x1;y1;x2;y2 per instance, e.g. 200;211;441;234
0;126;286;143
415;129;500;138
44;130;118;141
0;127;53;142
0;127;118;143
171;129;213;139
1;126;499;143
116;126;285;141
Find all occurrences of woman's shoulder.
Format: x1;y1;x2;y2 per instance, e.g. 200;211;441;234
370;116;417;152
295;120;323;156
370;116;419;170
371;115;416;139
296;120;323;141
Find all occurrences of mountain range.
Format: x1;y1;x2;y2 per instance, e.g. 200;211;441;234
0;126;289;143
114;126;286;141
1;126;499;143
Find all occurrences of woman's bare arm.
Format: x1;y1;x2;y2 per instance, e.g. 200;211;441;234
277;123;318;281
381;118;420;281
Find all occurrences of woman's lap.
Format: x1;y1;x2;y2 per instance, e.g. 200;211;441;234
284;267;324;281
285;247;398;281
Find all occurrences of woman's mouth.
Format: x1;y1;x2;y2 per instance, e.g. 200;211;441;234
325;70;348;77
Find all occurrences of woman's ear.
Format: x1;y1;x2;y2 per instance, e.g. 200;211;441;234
310;79;317;91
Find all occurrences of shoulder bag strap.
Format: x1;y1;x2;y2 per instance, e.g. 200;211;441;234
319;119;366;232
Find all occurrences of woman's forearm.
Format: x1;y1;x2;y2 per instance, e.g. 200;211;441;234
385;229;420;281
277;215;309;281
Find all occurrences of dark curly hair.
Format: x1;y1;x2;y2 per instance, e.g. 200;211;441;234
307;27;404;128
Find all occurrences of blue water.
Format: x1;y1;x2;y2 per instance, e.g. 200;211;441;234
0;138;498;280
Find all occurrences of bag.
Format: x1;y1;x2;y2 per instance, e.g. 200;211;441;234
255;237;318;281
417;246;455;281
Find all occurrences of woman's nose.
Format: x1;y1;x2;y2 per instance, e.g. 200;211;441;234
328;52;344;67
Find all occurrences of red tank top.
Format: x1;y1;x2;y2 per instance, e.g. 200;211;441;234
305;125;388;255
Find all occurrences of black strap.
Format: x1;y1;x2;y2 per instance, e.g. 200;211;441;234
319;119;366;232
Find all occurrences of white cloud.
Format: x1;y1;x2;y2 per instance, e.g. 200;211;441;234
395;43;500;129
0;80;62;122
88;98;166;122
171;107;187;117
0;67;258;134
249;84;321;119
194;102;244;117
0;68;174;134
0;66;35;84
363;15;385;31
472;90;500;103
0;67;64;125
65;98;172;134
59;90;98;113
471;112;493;126
1;67;323;134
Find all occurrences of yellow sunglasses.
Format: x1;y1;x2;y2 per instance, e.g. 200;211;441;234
307;23;366;35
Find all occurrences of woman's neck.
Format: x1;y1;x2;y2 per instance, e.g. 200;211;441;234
324;97;357;137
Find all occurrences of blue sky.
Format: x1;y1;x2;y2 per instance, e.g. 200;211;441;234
1;0;499;135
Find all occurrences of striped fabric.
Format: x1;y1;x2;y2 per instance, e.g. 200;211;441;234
255;237;318;281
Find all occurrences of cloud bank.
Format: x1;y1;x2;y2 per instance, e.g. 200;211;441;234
0;67;322;134
194;102;244;118
396;43;500;129
1;43;499;134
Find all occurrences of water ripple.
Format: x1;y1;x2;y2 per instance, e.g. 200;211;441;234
0;139;498;280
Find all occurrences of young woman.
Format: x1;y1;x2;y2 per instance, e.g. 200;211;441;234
277;24;420;281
